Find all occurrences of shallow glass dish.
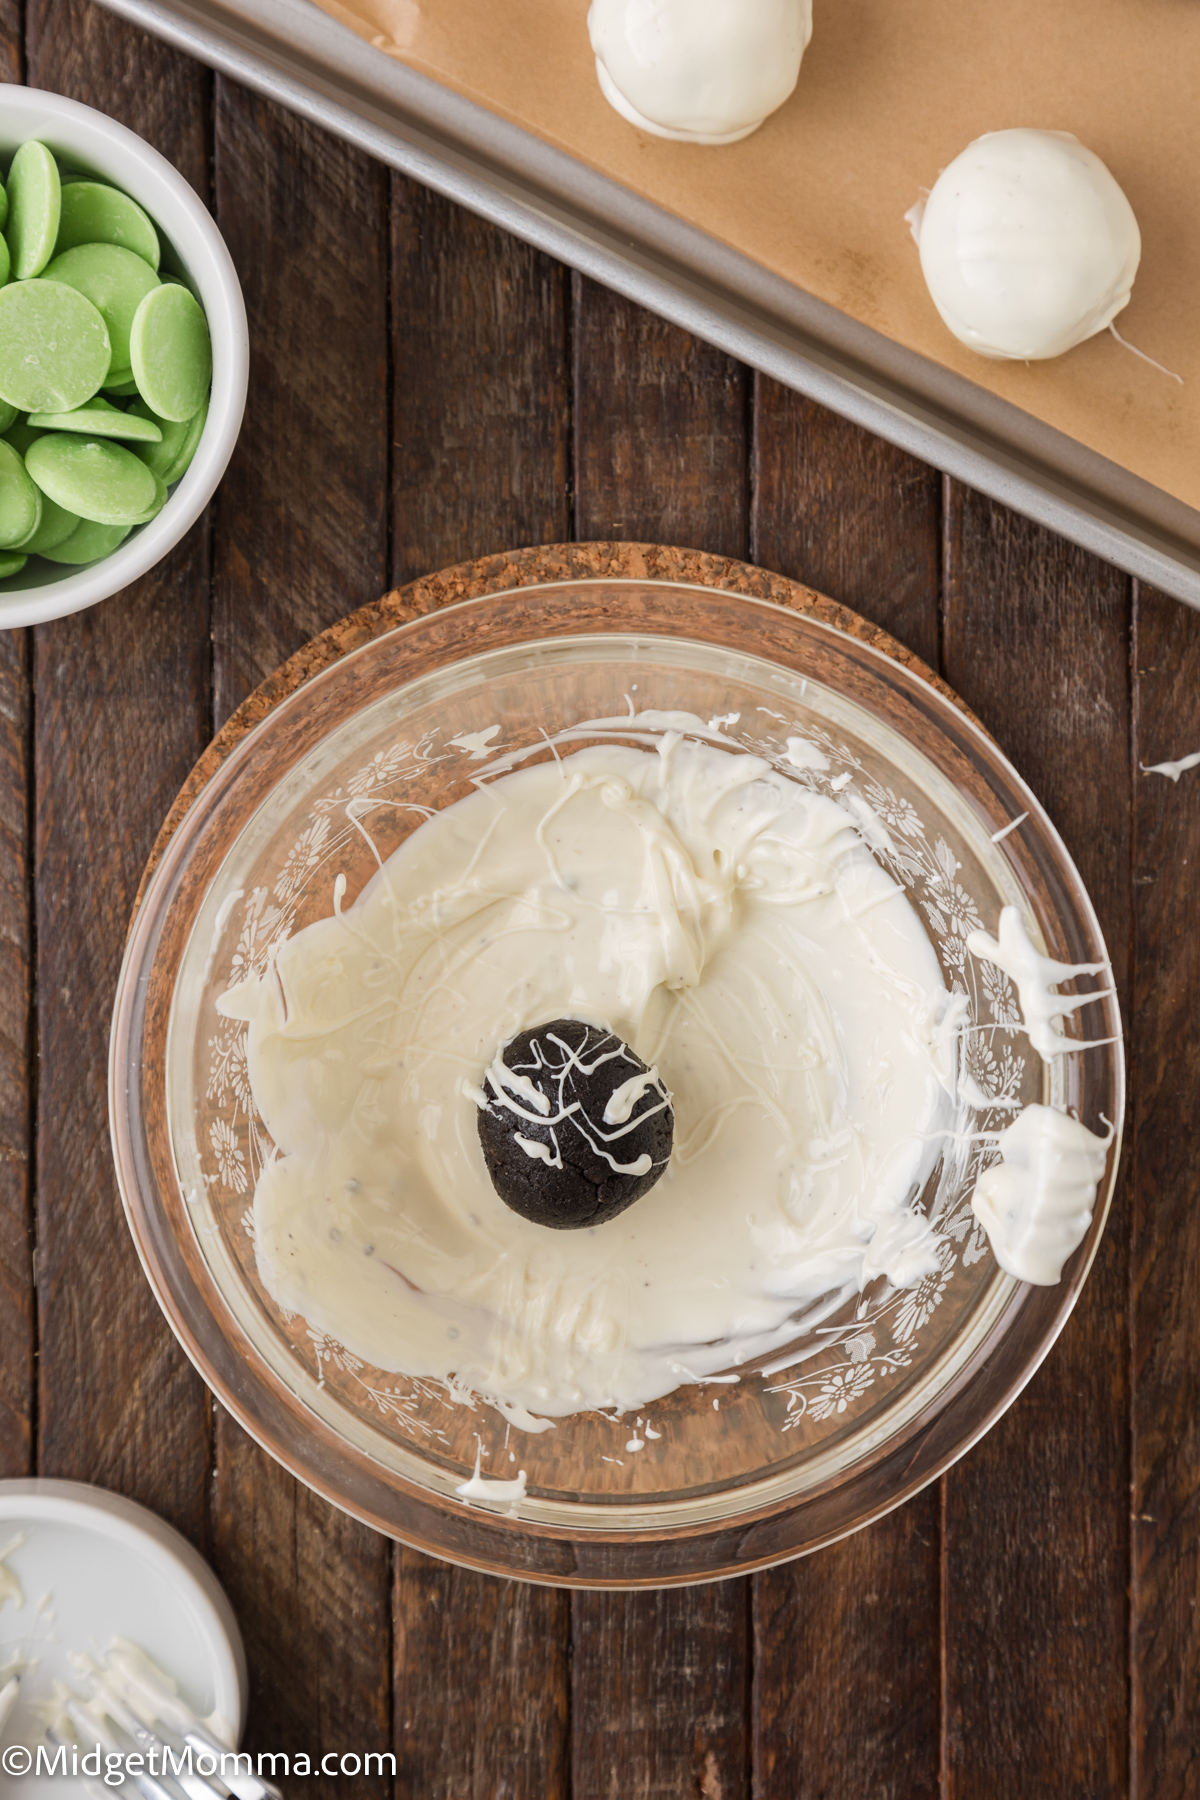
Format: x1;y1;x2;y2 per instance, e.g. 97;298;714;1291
110;570;1123;1586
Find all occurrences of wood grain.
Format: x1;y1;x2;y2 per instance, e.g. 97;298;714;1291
0;0;22;83
749;388;942;1800
0;627;32;1481
213;1423;392;1794
1130;581;1200;1798
572;276;749;560
569;275;750;1796
571;1584;748;1800
394;1546;570;1798
212;81;389;721
210;80;392;1795
26;0;209;180
387;173;574;1800
751;380;942;669
27;0;213;1539
390;180;570;585
941;485;1131;1798
33;530;213;1525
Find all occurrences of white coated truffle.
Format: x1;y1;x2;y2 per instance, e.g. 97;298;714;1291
908;129;1141;360
587;0;813;146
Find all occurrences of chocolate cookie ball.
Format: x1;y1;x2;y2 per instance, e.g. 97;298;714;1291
475;1018;673;1229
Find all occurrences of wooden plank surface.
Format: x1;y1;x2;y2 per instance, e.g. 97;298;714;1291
941;492;1132;1797
1130;582;1200;1800
210;76;393;1798
4;10;1199;1797
389;176;572;1800
570;280;750;1800
750;383;943;1800
0;625;31;1483
26;0;213;1539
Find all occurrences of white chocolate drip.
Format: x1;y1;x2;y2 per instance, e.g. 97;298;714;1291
1142;751;1200;783
455;1447;528;1506
484;1029;670;1179
972;1105;1112;1285
966;906;1112;1062
0;1533;26;1612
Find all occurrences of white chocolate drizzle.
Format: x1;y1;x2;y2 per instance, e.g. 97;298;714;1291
966;906;1113;1062
1142;751;1200;783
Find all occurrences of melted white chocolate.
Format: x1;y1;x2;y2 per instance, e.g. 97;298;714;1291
219;737;967;1418
966;905;1112;1062
972;1105;1112;1285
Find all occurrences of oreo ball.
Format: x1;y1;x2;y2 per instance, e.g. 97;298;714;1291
475;1018;674;1229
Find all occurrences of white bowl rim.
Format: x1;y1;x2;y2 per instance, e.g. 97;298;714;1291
0;86;248;629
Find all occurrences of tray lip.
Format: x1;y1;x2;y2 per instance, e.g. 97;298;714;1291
97;0;1200;610
109;541;1125;1586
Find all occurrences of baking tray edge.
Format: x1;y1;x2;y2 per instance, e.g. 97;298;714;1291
96;0;1200;611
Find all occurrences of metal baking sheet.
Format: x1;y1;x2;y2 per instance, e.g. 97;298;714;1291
98;0;1200;611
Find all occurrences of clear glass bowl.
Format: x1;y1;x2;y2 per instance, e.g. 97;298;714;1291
109;577;1123;1586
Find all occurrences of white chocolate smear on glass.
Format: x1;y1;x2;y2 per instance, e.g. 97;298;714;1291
218;723;1117;1431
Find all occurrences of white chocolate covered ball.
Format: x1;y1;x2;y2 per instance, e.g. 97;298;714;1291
909;129;1141;360
587;0;813;146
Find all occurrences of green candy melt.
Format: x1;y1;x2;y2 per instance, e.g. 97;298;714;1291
28;398;162;442
127;468;168;524
0;553;26;580
0;233;8;290
0;440;41;548
3;420;44;457
0;401;16;436
43;241;159;379
54;181;160;271
5;141;61;280
0;176;7;233
129;283;211;421
128;397;206;483
0;281;111;413
39;517;130;565
17;492;80;556
24;433;157;526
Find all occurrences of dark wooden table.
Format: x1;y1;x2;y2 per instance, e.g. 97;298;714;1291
1;6;1197;1796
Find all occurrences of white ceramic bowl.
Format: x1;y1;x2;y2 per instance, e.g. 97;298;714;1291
0;87;248;629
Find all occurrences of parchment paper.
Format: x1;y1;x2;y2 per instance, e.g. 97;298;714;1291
313;0;1200;513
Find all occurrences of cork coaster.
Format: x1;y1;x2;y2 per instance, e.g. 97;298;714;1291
138;539;970;910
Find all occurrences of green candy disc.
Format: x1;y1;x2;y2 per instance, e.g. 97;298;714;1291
0;232;8;290
43;242;160;379
3;420;44;457
129;283;211;421
0;281;111;412
54;180;161;271
16;491;80;556
0;176;7;233
128;397;206;483
127;468;168;524
0;440;42;548
39;517;131;565
24;433;157;526
5;141;61;279
0;553;26;580
0;401;16;436
28;398;162;442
